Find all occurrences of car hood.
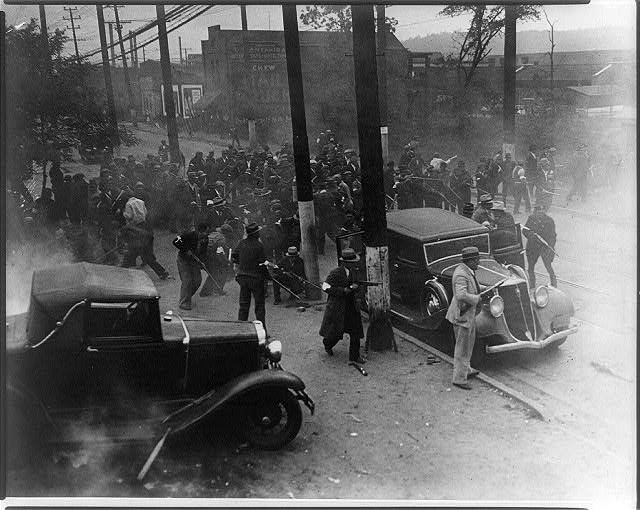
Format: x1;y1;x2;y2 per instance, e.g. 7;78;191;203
431;257;523;287
160;316;260;344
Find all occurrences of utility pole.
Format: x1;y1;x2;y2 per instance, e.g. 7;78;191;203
39;5;50;195
39;5;48;57
129;30;136;69
63;7;81;64
376;4;388;163
178;36;183;65
282;4;320;301
96;4;120;148
503;4;517;159
132;32;138;68
107;21;115;62
112;5;136;125
240;5;255;147
156;4;181;164
142;46;146;63
240;5;248;30
351;4;395;352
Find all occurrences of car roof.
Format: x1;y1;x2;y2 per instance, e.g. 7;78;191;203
387;208;488;242
31;262;158;306
26;263;159;345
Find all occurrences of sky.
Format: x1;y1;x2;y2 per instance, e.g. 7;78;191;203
2;1;636;63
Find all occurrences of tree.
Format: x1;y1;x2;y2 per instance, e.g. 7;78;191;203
542;8;558;92
5;20;137;187
300;5;398;33
440;5;540;88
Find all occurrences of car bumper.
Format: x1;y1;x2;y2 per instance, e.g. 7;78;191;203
486;322;579;354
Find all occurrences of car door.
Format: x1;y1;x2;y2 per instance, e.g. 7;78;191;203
390;234;424;305
81;300;184;400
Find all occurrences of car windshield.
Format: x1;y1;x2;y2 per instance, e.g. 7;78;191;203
423;233;490;265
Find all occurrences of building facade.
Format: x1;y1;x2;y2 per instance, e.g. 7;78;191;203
200;26;411;147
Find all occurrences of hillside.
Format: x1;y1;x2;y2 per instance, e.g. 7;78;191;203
402;26;636;56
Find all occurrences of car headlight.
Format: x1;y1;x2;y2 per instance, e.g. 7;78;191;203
489;295;504;317
267;340;282;362
534;286;549;308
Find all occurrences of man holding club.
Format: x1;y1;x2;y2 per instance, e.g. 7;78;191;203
445;246;483;390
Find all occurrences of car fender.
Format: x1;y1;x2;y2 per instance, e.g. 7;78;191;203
160;370;309;435
533;285;575;338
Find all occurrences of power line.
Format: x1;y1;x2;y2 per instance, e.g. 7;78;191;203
63;6;82;63
80;4;193;60
89;5;213;65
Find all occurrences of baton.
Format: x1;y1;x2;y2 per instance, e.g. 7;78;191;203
521;226;559;257
479;277;509;296
191;253;225;293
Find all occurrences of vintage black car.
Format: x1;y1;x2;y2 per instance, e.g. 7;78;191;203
337;208;578;364
6;263;314;457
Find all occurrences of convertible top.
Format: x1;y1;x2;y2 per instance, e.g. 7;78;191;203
26;263;158;344
387;208;488;242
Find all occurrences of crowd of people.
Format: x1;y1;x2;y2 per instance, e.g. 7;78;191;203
8;129;570;328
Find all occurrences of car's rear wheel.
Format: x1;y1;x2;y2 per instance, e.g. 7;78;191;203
241;388;302;450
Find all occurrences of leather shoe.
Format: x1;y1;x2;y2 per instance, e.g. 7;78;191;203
468;369;480;378
453;382;472;390
350;357;366;364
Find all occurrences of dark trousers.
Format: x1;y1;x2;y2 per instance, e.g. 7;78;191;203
177;254;202;308
123;237;167;278
323;335;361;362
237;275;266;331
513;183;531;214
527;248;557;287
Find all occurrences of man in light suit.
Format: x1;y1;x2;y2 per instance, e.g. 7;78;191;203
445;246;483;389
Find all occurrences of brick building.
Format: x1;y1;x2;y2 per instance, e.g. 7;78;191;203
199;26;411;147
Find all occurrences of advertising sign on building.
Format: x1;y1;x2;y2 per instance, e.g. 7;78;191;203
160;84;181;117
181;85;204;119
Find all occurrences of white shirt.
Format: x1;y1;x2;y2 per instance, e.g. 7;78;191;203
124;197;147;225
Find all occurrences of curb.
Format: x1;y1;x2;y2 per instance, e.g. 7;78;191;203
392;326;546;421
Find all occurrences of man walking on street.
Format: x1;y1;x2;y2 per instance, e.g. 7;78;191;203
231;222;269;333
524;199;557;287
445;247;482;390
319;248;366;364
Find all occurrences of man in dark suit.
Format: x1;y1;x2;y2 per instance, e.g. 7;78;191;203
231;222;269;332
319;248;365;364
445;247;482;389
524;199;557;287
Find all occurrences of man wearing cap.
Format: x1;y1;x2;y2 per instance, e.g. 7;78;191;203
523;199;557;287
319;248;365;364
273;246;306;305
445;246;483;389
231;222;270;332
472;194;495;227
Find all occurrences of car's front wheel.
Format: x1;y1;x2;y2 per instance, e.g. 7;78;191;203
241;388;302;450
